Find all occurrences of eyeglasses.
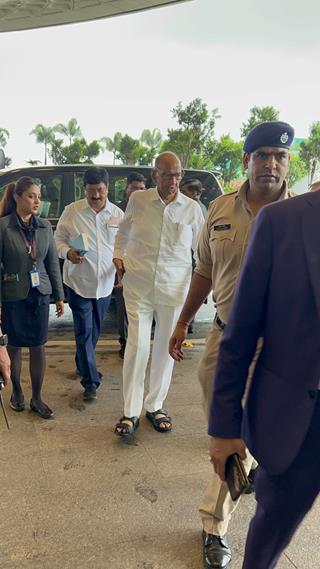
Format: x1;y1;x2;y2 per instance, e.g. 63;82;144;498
155;169;184;181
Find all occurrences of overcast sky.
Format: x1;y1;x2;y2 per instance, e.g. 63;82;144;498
1;0;320;166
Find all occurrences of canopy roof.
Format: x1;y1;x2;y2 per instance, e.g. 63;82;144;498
0;0;189;32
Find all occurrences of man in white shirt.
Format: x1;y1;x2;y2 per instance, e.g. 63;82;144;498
55;167;124;401
113;152;204;436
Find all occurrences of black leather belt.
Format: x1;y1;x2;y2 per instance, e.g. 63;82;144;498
214;313;226;330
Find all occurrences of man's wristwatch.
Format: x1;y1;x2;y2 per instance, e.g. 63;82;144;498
0;334;8;346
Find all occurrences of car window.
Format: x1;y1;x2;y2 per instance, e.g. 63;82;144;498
34;175;62;219
0;174;62;219
110;176;127;205
74;173;85;201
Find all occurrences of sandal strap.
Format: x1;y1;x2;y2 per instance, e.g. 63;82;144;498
150;409;169;418
115;416;139;432
146;411;172;426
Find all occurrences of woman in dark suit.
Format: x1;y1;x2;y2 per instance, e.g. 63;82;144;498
0;176;64;419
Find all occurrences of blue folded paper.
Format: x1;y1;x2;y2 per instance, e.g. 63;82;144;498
70;233;89;256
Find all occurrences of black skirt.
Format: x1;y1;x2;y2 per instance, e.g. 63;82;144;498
2;288;50;347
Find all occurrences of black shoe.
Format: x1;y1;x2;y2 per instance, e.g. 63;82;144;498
10;394;25;412
30;400;54;420
119;343;126;359
244;467;257;494
83;385;97;401
202;532;231;569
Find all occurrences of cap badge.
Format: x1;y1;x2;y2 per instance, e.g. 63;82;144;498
280;132;289;144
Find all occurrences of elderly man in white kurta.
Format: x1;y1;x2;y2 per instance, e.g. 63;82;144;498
113;152;204;436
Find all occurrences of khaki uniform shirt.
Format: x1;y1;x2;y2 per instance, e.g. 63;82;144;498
195;180;295;323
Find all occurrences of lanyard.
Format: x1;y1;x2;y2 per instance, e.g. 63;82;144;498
19;227;37;267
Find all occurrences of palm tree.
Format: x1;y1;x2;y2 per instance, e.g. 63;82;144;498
54;118;82;146
140;128;162;150
30;124;55;165
100;132;123;164
0;127;9;148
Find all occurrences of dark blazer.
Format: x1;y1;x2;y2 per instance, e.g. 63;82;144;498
209;190;320;476
0;213;64;303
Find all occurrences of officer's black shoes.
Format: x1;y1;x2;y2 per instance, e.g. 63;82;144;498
202;531;231;569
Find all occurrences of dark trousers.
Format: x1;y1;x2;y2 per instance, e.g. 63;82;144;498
67;287;111;388
114;279;128;345
243;393;320;569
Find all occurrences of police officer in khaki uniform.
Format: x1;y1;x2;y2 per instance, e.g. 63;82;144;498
169;121;295;569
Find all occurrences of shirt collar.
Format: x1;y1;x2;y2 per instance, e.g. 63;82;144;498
238;179;289;208
12;212;39;229
153;187;183;205
84;198;113;214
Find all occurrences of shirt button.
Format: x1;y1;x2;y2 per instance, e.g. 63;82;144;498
308;390;317;399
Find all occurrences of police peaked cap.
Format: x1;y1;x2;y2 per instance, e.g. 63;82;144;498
243;121;295;154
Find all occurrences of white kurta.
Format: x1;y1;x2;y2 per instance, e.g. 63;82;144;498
113;188;204;306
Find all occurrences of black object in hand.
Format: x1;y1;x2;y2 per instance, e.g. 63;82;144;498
225;453;250;501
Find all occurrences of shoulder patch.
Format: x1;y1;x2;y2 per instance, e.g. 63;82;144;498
212;223;231;231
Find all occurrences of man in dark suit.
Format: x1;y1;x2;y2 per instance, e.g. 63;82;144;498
209;182;320;567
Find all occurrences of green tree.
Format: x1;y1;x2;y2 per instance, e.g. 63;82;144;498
100;132;123;164
30;124;55;165
0;127;9;148
186;152;213;170
208;135;243;187
241;106;280;138
27;159;42;166
161;130;191;165
299;122;320;184
54;118;82;146
136;145;157;166
50;137;101;165
139;128;162;165
140;128;162;159
287;154;307;189
0;128;11;167
162;98;220;167
116;134;141;165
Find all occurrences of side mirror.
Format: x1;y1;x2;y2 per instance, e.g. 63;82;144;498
0;149;5;169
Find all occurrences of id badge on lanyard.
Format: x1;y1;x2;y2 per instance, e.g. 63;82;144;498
19;227;40;288
29;268;40;288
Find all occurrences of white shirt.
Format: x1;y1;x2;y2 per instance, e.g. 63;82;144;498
113;188;204;306
55;198;124;299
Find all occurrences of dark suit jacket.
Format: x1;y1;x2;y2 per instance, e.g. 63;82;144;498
0;213;64;303
209;190;320;475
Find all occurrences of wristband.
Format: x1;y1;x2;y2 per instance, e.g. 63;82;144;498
177;320;190;327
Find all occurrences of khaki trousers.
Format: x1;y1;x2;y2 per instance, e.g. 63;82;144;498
198;322;259;537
